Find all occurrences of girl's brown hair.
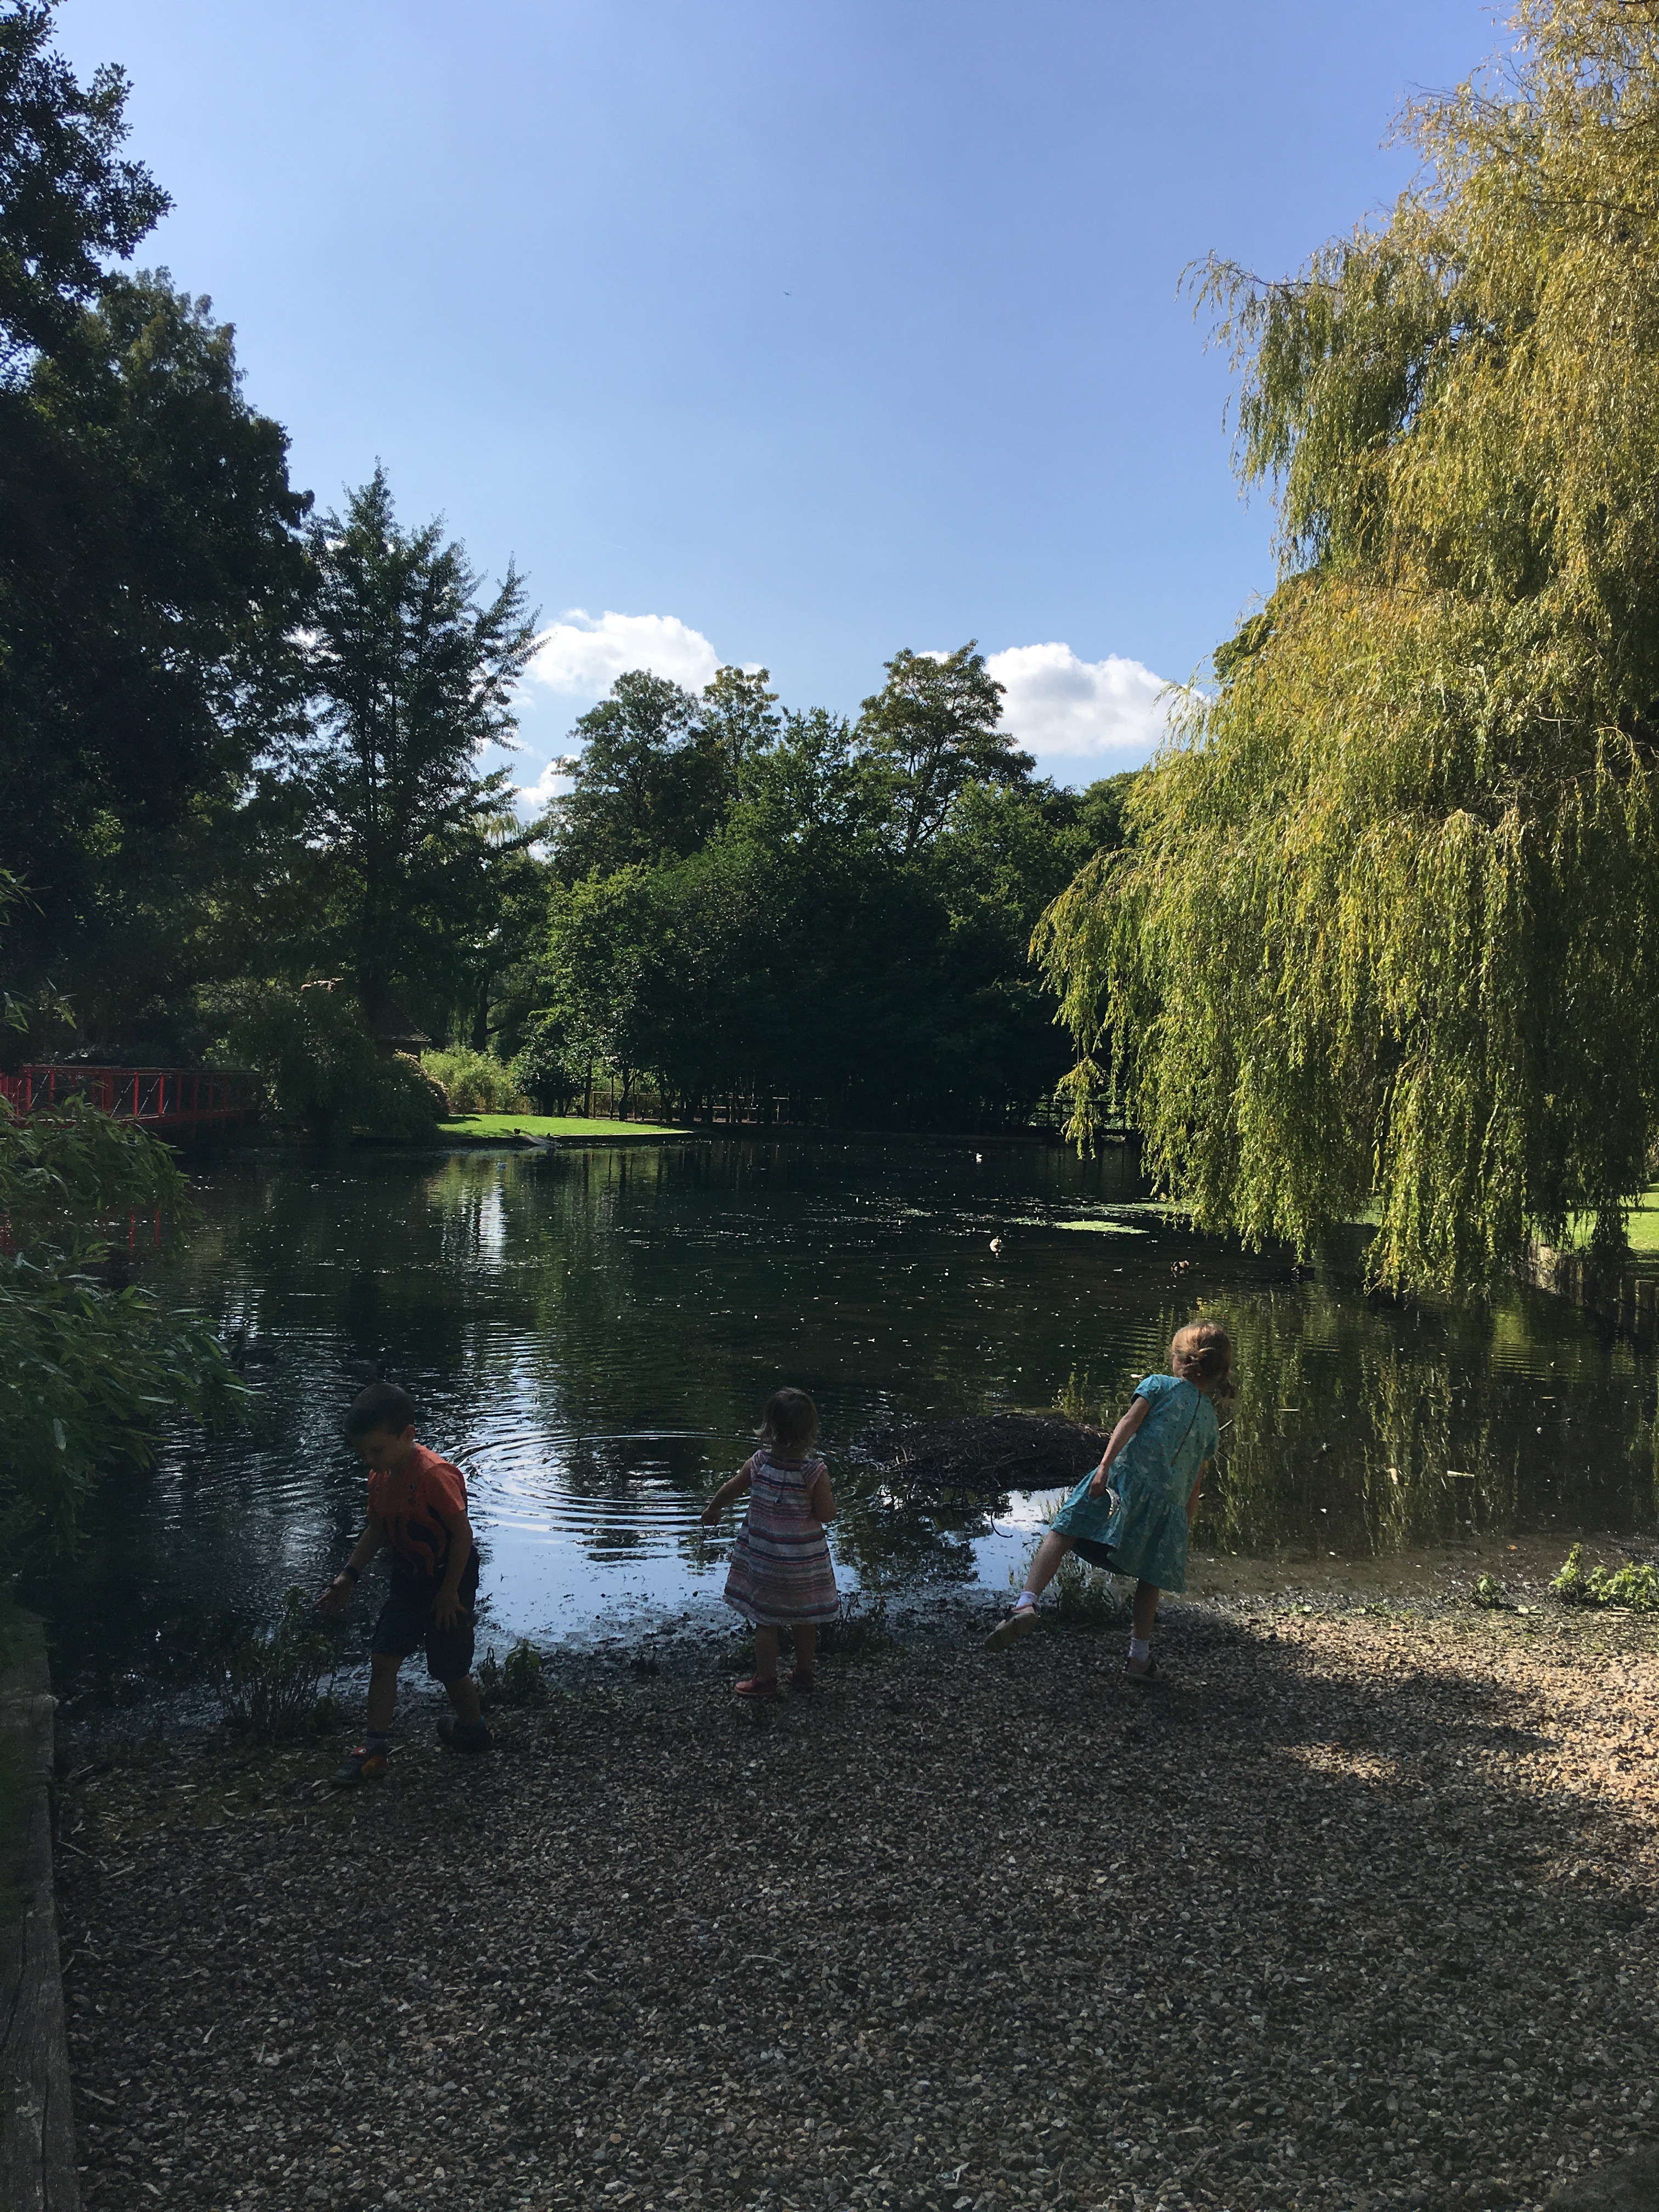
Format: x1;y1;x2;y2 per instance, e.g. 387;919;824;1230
759;1386;820;1457
1170;1319;1233;1392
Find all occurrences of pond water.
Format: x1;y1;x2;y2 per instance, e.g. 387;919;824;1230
26;1137;1659;1700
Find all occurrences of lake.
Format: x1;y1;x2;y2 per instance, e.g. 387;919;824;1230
27;1136;1659;1701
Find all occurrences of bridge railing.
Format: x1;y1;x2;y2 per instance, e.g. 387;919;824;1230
0;1065;257;1132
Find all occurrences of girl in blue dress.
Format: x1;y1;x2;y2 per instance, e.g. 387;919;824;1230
987;1320;1232;1681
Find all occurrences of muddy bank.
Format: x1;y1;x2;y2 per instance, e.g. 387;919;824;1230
55;1599;1659;2212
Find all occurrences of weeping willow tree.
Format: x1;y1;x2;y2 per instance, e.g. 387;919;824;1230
1036;0;1659;1290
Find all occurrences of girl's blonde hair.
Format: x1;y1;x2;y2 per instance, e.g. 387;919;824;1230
759;1386;819;1457
1170;1319;1233;1392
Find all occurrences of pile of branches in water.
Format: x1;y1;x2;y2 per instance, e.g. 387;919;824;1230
868;1413;1108;1505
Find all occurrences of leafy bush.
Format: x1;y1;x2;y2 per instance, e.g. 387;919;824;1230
217;1589;340;1734
1471;1573;1511;1610
421;1047;530;1115
476;1638;546;1707
0;1096;238;1561
1551;1545;1659;1611
216;981;443;1138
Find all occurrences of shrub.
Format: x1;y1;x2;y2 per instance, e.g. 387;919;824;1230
1471;1573;1511;1610
0;1096;237;1562
216;981;444;1139
217;1589;340;1734
1551;1545;1659;1611
421;1047;530;1115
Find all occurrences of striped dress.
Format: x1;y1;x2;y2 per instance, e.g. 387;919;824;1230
722;1451;840;1628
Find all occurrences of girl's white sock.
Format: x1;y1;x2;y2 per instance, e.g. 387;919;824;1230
1128;1635;1150;1663
1014;1591;1037;1612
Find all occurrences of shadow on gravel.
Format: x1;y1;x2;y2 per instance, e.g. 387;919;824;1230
53;1606;1659;2212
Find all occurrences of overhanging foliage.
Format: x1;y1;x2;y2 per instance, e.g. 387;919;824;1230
1036;0;1659;1290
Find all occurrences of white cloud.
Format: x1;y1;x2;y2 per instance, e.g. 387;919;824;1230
527;608;719;697
986;642;1176;785
516;753;582;816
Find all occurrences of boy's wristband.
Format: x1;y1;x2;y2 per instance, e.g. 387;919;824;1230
338;1564;360;1584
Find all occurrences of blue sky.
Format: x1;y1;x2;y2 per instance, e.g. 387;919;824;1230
59;0;1499;795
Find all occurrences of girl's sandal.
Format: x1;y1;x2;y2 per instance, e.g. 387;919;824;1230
734;1675;780;1700
985;1607;1039;1652
1125;1654;1165;1687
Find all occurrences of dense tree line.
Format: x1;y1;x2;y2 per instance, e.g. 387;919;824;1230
523;656;1130;1127
0;3;1128;1135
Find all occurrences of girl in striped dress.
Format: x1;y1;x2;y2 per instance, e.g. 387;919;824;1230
702;1388;839;1699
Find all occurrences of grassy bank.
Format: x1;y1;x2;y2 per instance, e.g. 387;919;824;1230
437;1112;690;1139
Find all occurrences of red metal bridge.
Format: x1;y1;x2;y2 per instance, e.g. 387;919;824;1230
0;1064;257;1137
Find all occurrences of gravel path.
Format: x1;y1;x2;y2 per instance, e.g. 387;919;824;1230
55;1604;1659;2212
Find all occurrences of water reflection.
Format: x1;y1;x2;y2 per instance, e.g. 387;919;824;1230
25;1138;1658;1695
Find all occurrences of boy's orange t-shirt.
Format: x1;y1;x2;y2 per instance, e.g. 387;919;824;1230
368;1444;467;1579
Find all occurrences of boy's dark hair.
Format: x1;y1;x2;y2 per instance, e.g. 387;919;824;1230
345;1379;416;1440
758;1386;819;1456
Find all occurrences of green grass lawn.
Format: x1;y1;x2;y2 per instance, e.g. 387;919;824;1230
438;1112;690;1139
1554;1187;1659;1257
1623;1189;1659;1255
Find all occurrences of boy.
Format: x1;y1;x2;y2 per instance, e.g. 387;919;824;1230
315;1378;492;1782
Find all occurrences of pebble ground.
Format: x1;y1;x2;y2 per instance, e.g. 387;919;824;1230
55;1604;1659;2212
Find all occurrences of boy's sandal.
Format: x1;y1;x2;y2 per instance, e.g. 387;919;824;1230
331;1745;389;1787
1125;1654;1165;1686
437;1717;494;1754
733;1674;780;1700
786;1668;815;1695
985;1607;1039;1652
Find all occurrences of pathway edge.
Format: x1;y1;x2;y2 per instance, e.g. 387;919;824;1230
0;1615;81;2212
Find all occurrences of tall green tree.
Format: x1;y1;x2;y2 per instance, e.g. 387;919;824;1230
550;670;726;878
301;469;537;1031
0;0;167;378
857;643;1034;860
0;4;310;1037
1036;0;1659;1289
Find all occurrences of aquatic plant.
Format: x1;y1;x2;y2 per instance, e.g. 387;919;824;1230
1014;1505;1126;1632
1054;1367;1099;1425
217;1589;339;1735
477;1638;548;1706
818;1595;891;1661
1550;1546;1659;1612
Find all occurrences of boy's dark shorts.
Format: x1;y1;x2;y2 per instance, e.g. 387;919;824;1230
371;1547;480;1683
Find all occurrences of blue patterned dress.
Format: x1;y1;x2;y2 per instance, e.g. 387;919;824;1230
1050;1371;1217;1593
722;1451;840;1627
